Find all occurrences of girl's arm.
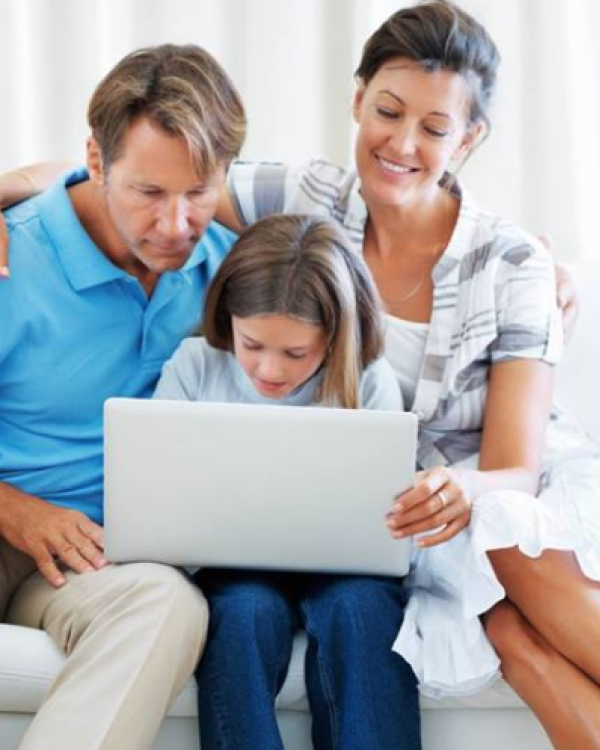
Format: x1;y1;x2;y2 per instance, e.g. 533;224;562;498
387;357;554;547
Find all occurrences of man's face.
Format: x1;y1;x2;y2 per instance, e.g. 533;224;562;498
91;117;225;275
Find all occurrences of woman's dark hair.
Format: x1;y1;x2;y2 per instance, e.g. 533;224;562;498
355;0;500;131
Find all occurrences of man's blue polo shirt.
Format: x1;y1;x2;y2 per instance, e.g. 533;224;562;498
0;169;235;524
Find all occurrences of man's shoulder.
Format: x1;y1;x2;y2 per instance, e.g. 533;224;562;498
6;193;45;235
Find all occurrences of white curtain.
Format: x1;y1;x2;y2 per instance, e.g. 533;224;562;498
0;0;598;261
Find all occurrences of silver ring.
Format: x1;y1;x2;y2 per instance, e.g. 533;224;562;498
437;489;449;509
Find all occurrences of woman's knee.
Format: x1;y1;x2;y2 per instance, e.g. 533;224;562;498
485;601;555;685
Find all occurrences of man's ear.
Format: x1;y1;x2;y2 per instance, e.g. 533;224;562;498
86;136;105;185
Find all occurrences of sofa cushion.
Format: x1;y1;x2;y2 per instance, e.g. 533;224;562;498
0;623;524;716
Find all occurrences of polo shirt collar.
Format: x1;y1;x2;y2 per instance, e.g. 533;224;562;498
37;167;207;292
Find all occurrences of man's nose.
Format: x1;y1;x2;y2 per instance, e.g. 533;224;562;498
156;197;189;239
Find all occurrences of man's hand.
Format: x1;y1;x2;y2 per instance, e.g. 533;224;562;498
0;483;106;587
555;263;579;341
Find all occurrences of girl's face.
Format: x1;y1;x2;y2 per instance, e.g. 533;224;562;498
232;314;328;399
353;58;481;211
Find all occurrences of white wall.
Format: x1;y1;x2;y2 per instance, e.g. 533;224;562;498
0;0;599;431
0;0;599;261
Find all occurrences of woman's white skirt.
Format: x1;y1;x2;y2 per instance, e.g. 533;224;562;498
393;410;600;698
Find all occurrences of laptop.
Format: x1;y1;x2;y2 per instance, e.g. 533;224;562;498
103;398;417;576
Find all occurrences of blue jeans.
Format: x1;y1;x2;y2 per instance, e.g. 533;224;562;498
195;570;420;750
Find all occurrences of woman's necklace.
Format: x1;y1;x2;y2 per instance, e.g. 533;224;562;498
378;242;445;305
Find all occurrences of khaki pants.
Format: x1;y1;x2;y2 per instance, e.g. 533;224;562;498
1;539;208;750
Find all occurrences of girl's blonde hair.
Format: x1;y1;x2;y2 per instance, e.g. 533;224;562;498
203;215;384;409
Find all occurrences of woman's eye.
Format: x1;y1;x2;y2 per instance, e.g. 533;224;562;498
424;126;449;138
286;352;306;360
376;107;398;120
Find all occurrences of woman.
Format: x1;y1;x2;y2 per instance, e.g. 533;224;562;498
217;3;600;747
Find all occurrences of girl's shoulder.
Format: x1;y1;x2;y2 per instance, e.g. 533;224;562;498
360;357;404;412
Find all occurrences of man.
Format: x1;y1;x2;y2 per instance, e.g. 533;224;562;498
0;44;244;749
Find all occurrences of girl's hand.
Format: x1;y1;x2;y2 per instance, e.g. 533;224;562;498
387;467;472;548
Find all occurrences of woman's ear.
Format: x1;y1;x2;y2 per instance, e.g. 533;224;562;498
352;84;366;124
86;136;105;185
454;121;485;162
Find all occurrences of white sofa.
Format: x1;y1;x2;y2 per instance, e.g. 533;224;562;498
2;258;598;750
0;624;552;750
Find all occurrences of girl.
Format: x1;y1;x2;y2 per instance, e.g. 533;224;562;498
154;213;420;750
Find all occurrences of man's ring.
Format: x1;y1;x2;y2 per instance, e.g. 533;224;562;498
437;489;449;509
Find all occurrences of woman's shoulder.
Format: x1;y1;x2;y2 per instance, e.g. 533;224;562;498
453;189;553;275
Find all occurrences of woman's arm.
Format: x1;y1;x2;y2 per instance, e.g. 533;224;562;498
0;162;72;209
0;162;73;277
215;184;245;233
387;357;555;547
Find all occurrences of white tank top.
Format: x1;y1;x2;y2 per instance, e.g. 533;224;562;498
384;314;429;411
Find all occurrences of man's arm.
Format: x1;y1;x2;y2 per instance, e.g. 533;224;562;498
0;481;106;587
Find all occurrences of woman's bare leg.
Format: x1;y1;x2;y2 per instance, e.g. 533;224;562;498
489;548;600;683
486;600;600;750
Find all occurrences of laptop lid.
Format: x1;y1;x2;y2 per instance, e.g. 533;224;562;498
104;398;416;576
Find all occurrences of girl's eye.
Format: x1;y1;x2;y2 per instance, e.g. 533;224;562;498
286;351;307;360
243;342;262;352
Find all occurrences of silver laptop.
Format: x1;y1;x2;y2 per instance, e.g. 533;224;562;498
104;398;416;576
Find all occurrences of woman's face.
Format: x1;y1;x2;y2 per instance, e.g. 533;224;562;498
353;58;481;211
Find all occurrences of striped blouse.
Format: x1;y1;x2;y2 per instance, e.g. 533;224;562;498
228;158;564;473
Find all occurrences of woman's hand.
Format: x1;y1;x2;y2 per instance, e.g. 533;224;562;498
387;467;472;548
